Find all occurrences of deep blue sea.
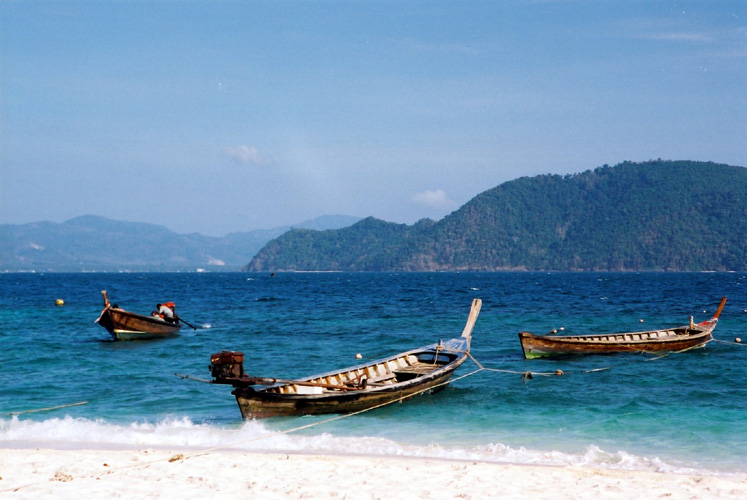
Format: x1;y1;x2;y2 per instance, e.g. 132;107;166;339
1;272;745;475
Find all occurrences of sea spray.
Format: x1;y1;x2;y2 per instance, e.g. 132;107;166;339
0;416;723;476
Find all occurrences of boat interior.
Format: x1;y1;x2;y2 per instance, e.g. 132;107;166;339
548;326;703;343
270;351;458;395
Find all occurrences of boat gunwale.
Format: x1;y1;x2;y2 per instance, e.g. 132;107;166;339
225;298;483;417
255;339;470;397
107;307;181;328
518;298;725;358
518;323;714;346
99;305;182;339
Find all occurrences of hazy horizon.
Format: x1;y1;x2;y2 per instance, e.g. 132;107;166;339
2;1;745;236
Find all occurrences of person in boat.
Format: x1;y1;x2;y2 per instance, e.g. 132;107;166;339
157;303;177;323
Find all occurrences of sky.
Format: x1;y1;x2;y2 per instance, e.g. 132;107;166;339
1;1;745;236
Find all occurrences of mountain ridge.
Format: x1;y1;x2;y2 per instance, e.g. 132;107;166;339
0;215;362;272
246;160;747;272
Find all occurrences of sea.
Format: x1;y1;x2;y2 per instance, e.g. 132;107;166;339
1;272;745;476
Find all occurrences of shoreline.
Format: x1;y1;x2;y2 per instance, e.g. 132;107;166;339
2;448;746;499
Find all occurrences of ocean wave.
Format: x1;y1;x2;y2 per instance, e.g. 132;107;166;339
0;416;734;476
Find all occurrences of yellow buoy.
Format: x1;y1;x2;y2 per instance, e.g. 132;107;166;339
55;299;65;306
736;337;742;343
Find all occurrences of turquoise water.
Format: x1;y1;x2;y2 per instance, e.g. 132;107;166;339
1;272;745;474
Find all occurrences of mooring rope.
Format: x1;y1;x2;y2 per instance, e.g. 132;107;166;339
2;364;490;494
4;336;742;493
6;339;699;493
194;364;488;452
2;401;88;417
465;338;727;380
711;338;746;347
468;352;610;377
466;352;563;380
189;343;695;456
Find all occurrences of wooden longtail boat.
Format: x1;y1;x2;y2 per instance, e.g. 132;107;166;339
208;298;482;418
518;297;726;359
95;290;181;341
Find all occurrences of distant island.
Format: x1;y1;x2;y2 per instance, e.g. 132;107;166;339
3;160;744;273
246;160;746;272
0;215;361;272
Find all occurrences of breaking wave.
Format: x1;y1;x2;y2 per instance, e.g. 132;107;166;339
0;416;735;477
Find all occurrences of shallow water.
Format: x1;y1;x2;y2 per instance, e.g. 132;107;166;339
1;272;745;474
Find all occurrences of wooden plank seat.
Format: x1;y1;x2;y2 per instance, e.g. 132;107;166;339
393;361;445;382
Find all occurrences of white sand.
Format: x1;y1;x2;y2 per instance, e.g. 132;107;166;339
1;448;746;499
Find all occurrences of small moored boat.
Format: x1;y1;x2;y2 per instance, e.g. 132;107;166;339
95;290;182;341
206;298;482;418
518;297;726;359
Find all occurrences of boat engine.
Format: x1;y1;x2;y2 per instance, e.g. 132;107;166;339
210;351;245;381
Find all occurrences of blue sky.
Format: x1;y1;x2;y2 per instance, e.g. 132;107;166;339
2;1;745;236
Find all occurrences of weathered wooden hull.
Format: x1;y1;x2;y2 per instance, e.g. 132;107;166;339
233;354;467;418
519;298;726;359
519;321;716;359
214;298;483;419
97;307;181;341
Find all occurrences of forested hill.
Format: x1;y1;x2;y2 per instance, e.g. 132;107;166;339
246;160;747;272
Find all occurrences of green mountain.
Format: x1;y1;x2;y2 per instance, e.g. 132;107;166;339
246;160;747;272
0;215;361;272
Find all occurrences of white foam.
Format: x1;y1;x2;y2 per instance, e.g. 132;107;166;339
0;416;727;476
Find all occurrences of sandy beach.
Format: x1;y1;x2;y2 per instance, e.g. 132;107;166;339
1;448;745;500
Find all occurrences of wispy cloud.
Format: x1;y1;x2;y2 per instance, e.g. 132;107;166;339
404;39;480;56
637;32;714;43
411;189;454;209
222;145;264;166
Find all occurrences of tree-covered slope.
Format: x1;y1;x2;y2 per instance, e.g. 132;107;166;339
246;161;747;271
247;217;436;271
